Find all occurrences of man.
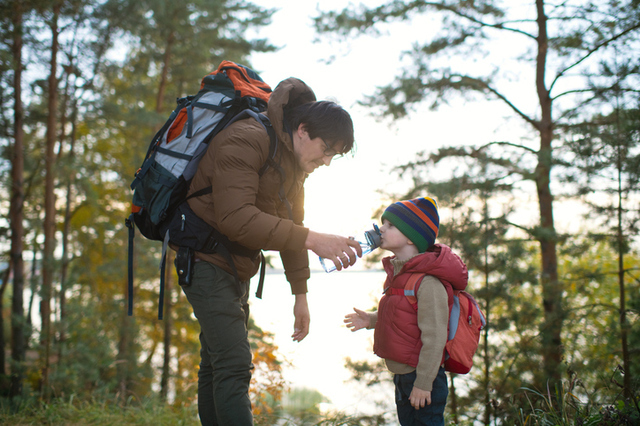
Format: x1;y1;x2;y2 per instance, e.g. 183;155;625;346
182;76;361;425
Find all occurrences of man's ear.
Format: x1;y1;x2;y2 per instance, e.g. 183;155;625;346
297;123;307;138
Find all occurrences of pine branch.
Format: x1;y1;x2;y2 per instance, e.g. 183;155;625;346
549;23;640;93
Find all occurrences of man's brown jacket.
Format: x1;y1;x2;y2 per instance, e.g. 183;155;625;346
186;78;316;294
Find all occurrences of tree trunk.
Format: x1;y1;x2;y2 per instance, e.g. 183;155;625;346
449;375;458;424
155;30;175;114
617;127;631;400
58;155;73;357
0;267;11;394
117;243;135;401
27;246;38;329
535;0;563;389
117;285;135;403
9;0;26;398
482;197;492;425
157;30;175;401
41;1;61;399
58;73;78;355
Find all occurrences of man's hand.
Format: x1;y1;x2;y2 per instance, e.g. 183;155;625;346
292;293;310;342
305;230;363;271
409;386;431;410
344;307;371;331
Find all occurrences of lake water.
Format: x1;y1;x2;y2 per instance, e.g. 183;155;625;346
248;267;396;417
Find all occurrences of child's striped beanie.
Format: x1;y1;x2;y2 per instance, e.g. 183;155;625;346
381;197;439;253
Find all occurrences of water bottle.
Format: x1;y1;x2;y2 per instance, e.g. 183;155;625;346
320;224;382;273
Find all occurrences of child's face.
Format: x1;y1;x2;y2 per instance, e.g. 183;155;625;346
380;219;411;252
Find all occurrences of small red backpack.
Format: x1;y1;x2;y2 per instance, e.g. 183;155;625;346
402;273;486;374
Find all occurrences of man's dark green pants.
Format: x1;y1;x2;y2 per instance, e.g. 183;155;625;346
182;260;254;426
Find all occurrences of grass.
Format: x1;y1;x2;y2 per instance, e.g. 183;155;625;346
0;397;387;426
516;378;640;426
0;397;200;426
1;375;638;426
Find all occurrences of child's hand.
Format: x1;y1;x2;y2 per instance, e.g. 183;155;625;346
344;307;370;331
409;386;431;409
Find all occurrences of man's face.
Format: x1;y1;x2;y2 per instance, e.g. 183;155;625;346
293;124;343;174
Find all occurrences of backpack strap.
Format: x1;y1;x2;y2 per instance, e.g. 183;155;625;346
386;272;455;313
158;229;172;319
125;214;135;316
385;273;424;311
256;252;267;299
126;211;168;319
247;112;293;220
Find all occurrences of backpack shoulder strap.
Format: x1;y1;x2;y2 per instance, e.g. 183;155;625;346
404;273;424;307
388;273;454;310
185;112;287;214
223;109;277;175
458;291;487;329
258;115;277;176
254;115;293;219
386;273;425;310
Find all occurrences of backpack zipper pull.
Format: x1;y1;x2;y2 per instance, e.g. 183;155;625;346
181;214;185;231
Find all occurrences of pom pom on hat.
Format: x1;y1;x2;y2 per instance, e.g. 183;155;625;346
381;197;439;253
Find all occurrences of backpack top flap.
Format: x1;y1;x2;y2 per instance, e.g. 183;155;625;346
201;60;272;102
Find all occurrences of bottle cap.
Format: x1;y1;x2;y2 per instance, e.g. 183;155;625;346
364;223;381;249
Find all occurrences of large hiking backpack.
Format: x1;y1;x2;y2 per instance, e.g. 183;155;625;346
402;273;486;374
126;60;280;319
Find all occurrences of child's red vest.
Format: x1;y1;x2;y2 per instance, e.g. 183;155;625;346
373;244;467;367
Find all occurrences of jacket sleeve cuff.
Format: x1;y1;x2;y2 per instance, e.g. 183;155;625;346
286;224;309;250
289;279;308;295
281;248;310;295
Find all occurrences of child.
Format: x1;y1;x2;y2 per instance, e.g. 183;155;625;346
345;197;468;426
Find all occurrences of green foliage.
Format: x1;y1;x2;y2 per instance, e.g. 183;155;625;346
249;317;287;417
559;105;640;238
0;0;283;405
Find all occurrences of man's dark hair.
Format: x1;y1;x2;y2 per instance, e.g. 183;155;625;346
285;101;355;154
